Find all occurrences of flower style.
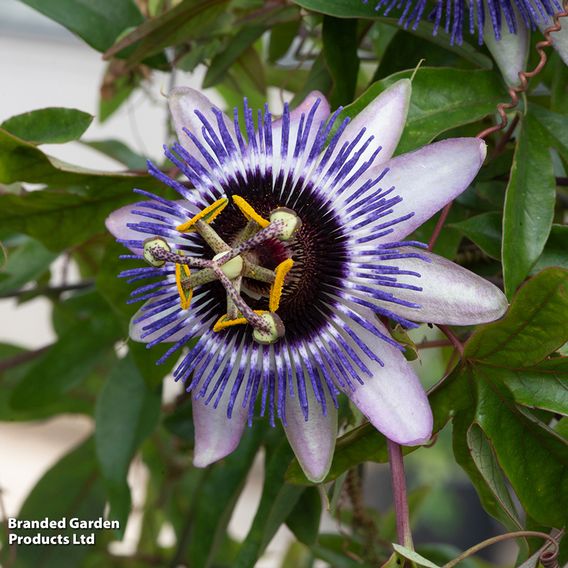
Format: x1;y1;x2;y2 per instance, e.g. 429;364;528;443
106;81;507;482
362;0;568;85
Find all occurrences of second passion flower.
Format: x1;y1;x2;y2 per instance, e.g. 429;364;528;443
106;81;507;482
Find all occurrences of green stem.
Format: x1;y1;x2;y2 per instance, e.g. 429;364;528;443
442;531;559;568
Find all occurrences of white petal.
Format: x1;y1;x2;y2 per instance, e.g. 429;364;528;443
373;249;509;325
379;138;487;241
346;315;433;445
339;79;411;165
284;381;337;483
192;384;248;468
105;203;145;253
168;87;235;161
485;10;529;87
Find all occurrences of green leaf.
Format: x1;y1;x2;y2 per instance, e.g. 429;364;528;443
0;237;57;296
465;268;568;366
452;386;526;532
466;422;522;525
163;397;194;441
468;365;568;527
530;103;568;162
322;16;359;107
280;541;315;568
95;354;161;534
234;441;303;567
10;309;121;410
389;323;419;361
232;45;267;96
204;25;266;89
81;139;147;170
0;129;162;251
269;19;301;62
531;225;568;273
336;68;506;155
555;417;568;439
267;66;309;93
498;358;568;416
502;112;556;297
286;487;322;545
1;108;93;145
449;212;502;260
392;544;441;568
0;342;93;420
11;438;106;568
186;427;264;568
452;362;568;535
96;239;140;326
18;0;144;52
177;37;226;72
104;0;230;66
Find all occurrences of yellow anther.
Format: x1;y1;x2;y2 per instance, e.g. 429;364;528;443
269;258;294;312
175;263;192;310
176;198;228;232
232;195;270;228
213;310;267;332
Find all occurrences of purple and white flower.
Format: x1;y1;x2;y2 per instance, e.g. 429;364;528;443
363;0;568;86
105;81;507;482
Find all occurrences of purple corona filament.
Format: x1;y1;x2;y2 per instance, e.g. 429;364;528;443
112;97;427;426
362;0;562;44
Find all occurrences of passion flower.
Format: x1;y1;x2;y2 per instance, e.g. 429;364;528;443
106;81;507;482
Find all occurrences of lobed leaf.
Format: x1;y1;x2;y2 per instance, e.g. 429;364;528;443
465;268;568;366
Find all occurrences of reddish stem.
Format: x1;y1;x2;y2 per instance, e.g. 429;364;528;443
427;202;452;251
438;325;464;356
387;439;413;550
